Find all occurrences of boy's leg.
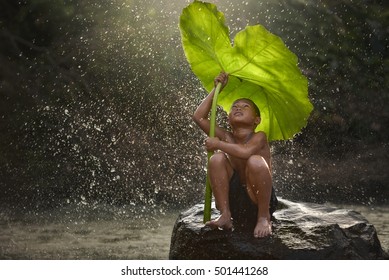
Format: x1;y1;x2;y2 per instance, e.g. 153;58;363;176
206;152;234;230
245;155;273;238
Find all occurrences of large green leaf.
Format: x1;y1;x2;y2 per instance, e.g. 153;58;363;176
180;1;313;141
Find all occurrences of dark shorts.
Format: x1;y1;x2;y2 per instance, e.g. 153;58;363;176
228;171;278;228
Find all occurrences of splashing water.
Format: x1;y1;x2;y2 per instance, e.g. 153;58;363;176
0;0;387;259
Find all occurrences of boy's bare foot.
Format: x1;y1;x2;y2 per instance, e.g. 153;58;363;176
253;217;272;238
205;213;233;230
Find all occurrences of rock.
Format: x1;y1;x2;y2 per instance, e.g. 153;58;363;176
169;198;386;259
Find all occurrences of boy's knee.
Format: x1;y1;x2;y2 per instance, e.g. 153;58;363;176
209;152;228;167
246;155;268;171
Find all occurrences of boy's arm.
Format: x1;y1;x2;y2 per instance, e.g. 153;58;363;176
192;89;227;140
206;132;268;160
192;72;229;140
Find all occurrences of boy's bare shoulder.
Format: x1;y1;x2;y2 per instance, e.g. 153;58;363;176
252;131;269;148
254;131;268;141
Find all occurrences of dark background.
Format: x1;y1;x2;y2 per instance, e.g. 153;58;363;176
0;0;388;213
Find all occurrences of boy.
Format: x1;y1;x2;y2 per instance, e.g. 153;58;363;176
192;72;278;238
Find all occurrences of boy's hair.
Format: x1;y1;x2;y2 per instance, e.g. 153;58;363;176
232;98;261;118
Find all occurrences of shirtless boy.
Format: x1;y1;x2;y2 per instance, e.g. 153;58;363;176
192;72;278;238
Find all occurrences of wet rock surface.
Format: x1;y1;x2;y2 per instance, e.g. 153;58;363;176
169;198;387;259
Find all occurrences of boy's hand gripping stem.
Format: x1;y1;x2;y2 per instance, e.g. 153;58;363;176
204;82;222;223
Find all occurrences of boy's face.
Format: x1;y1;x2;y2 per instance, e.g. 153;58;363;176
228;99;261;128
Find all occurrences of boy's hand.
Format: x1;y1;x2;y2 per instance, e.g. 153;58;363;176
214;72;228;90
205;137;220;152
